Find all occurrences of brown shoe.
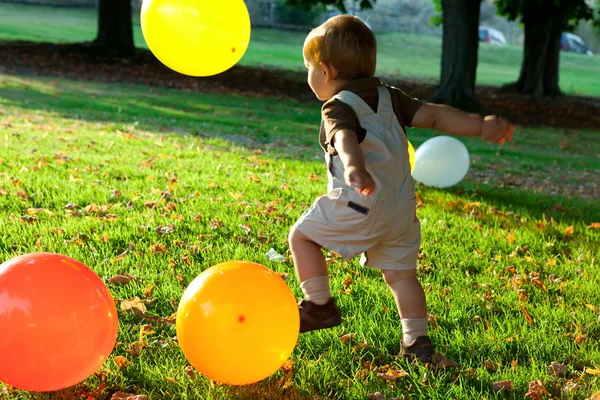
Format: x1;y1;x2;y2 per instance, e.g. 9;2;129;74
298;299;342;333
401;336;435;364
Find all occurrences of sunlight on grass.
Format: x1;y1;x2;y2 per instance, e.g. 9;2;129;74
0;74;598;399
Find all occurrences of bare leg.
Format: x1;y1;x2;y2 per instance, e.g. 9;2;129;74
289;227;328;282
382;269;428;345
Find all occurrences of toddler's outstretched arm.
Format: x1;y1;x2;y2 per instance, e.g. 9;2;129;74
411;103;514;144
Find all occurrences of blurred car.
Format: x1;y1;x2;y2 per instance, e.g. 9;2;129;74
561;32;593;56
478;26;507;45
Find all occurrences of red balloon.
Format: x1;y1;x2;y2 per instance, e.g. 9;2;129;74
0;253;118;392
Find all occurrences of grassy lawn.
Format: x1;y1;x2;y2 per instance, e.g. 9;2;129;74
1;3;600;97
0;73;599;399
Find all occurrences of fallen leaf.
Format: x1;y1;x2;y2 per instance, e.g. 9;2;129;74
585;367;600;375
0;187;7;196
209;219;223;230
524;379;550;399
185;365;196;379
142;285;156;298
564;225;574;236
521;306;534;325
585;303;598;313
16;189;29;199
587;222;600;229
492;380;514;392
588;392;600;400
340;333;356;343
165;377;177;384
20;215;38;223
149;243;169;254
108;274;134;285
376;368;408;382
155;224;175;234
120;297;147;317
483;359;501;373
113;356;130;369
367;393;384;400
548;362;567;377
110;392;148;400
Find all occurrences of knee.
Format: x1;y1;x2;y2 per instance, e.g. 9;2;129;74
288;226;305;252
382;269;417;286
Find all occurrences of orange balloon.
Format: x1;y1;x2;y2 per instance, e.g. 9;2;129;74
0;253;118;392
176;261;299;385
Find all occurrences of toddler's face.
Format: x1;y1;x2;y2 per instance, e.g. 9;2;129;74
303;54;335;101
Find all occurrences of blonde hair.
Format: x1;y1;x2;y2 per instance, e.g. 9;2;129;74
303;14;377;80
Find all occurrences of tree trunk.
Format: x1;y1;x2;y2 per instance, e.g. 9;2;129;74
508;4;565;97
429;0;484;113
94;0;134;56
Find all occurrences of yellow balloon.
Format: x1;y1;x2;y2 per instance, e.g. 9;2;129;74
141;0;251;77
176;261;299;385
408;140;416;174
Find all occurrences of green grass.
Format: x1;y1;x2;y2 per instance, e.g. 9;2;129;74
1;3;600;97
0;73;599;399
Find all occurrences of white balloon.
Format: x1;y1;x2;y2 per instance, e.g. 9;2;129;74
412;136;470;188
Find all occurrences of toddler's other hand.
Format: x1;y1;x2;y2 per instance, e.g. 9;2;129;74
481;115;514;145
345;166;375;195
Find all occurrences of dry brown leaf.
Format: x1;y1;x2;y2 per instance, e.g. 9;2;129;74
127;341;145;357
209;219;223;230
110;392;148;400
113;356;130;369
492;380;514;392
142;285;156;298
342;276;353;287
588;392;600;400
20;215;38;223
185;365;196;379
16;189;28;200
524;379;550;399
155;224;175;234
483;359;501;373
548;362;567;377
108;274;134;285
376;368;408;382
506;233;515;244
120;297;147;316
0;187;7;196
585;303;598;313
367;393;384;400
339;333;356;343
149;243;169;254
564;225;574;236
521;306;534;325
587;222;600;229
165;377;177;384
585;367;600;375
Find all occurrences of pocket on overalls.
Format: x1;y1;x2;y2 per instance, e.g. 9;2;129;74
396;197;418;238
328;188;383;236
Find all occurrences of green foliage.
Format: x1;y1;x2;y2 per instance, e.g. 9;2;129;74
276;2;322;26
430;0;443;26
285;0;376;13
495;0;594;31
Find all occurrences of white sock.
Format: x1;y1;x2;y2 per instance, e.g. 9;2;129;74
300;276;331;305
401;318;428;346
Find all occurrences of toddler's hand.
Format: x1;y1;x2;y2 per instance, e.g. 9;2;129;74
481;115;515;144
345;166;375;195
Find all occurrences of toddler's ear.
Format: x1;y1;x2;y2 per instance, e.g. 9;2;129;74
320;62;338;81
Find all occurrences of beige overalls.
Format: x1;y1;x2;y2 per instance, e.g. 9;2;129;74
294;86;421;270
